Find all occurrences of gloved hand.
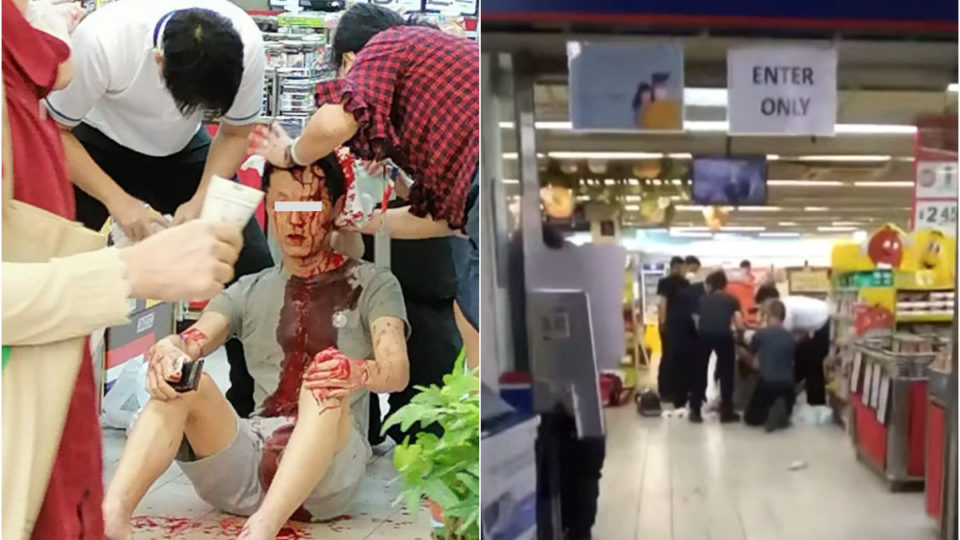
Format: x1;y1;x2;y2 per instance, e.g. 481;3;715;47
27;0;85;45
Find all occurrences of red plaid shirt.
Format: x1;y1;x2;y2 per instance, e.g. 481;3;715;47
316;26;478;229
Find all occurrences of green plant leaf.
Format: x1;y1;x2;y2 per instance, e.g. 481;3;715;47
422;477;459;508
382;347;478;538
456;473;479;495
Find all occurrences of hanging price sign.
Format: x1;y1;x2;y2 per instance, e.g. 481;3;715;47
913;200;958;235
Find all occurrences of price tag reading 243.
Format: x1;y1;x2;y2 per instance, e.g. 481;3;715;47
914;200;958;236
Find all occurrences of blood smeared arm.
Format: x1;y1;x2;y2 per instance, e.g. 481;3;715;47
363;315;409;393
360;207;456;240
302;316;409;402
176;311;231;360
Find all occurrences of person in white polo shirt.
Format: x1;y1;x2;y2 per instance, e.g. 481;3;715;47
755;285;831;406
45;0;273;418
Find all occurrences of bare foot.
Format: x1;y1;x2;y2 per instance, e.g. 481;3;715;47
238;513;282;540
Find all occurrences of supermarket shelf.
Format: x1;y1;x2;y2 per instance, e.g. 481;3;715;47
896;313;954;323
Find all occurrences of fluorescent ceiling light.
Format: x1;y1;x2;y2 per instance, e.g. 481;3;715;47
832;221;864;226
818;226;858;232
778;221;798;226
685;121;729;132
502;178;519;185
853;181;914;187
835;124;916;135
501;152;546;160
670;231;714;238
768;180;844;187
794;155;893;162
737;206;782;212
720;226;767;232
760;232;801;238
547;151;665;159
504;151;901;163
498;120;916;135
675;205;704;211
685;88;729;107
804;206;829;211
623;204;641;211
949;83;959;92
672;225;766;232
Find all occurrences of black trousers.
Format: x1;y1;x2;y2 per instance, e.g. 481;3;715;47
536;412;605;540
657;327;674;399
659;323;691;406
699;333;736;412
795;322;830;406
744;380;795;426
73;124;273;417
684;331;709;410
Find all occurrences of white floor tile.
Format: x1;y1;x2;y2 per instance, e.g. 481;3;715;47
594;404;938;540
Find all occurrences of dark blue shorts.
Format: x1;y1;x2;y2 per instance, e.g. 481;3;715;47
454;172;479;331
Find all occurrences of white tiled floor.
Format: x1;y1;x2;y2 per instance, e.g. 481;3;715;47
101;348;430;540
594;403;938;540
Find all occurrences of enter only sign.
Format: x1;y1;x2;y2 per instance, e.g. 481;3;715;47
728;47;837;136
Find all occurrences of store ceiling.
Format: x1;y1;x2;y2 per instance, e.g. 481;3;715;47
489;35;959;235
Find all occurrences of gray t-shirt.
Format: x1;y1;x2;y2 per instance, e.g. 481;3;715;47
750;326;795;383
206;260;408;426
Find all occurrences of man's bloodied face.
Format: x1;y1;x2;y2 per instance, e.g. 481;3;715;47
266;165;340;260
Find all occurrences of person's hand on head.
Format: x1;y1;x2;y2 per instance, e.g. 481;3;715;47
29;0;86;42
248;123;293;168
121;220;243;302
110;195;170;242
172;196;204;225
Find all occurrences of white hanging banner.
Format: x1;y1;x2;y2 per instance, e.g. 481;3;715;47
727;46;837;136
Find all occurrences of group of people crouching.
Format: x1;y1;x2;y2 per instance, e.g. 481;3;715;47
657;257;831;431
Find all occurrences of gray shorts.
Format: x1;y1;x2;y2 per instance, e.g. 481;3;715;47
176;414;371;521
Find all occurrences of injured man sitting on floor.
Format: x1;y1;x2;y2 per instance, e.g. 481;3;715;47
103;149;410;540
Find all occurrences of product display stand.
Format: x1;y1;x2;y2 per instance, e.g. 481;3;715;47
849;339;940;491
925;365;949;524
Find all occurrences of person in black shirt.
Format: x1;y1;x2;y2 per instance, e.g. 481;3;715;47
656;256;689;403
694;270;743;423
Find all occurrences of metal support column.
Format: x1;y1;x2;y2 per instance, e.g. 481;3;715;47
940;312;957;539
512;51;562;540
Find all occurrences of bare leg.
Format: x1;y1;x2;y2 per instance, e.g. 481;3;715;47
454;300;479;371
103;374;237;539
240;386;351;539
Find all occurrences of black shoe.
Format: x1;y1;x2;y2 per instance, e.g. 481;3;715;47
689;409;703;424
719;409;741;423
765;398;789;433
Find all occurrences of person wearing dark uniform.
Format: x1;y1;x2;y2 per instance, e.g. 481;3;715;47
655;256;688;403
695;270;743;423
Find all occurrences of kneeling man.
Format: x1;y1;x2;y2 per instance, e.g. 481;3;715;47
103;150;409;540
